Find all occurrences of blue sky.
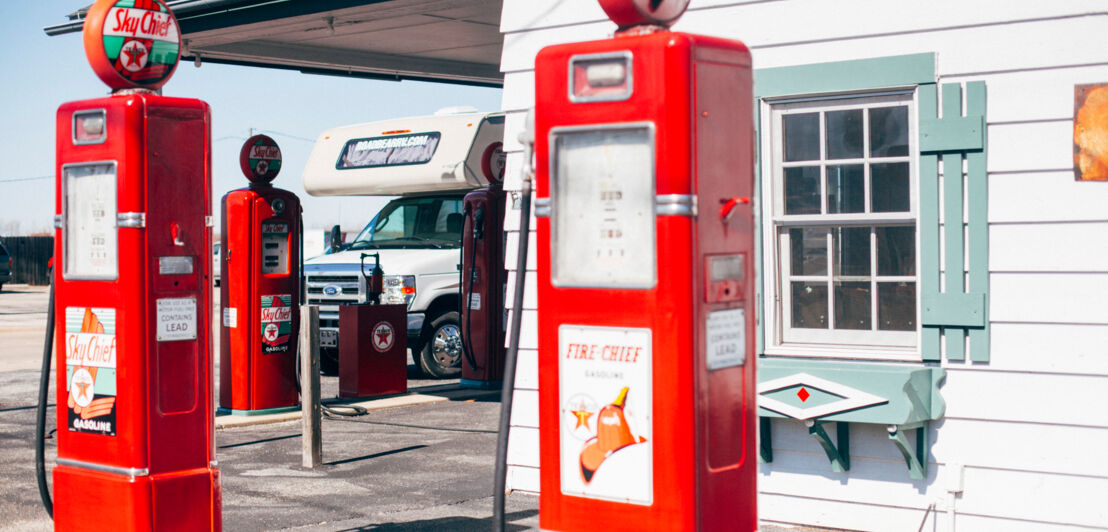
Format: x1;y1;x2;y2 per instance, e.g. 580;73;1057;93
0;2;502;236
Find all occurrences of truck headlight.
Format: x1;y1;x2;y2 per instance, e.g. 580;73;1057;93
383;275;416;307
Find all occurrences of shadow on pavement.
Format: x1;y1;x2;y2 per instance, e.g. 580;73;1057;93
325;444;427;466
335;509;539;532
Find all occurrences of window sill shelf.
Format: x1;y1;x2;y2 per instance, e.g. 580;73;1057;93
757;356;946;480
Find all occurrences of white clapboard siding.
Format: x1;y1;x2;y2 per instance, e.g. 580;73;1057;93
986;322;1108;376
989;171;1108;223
929;419;1108;478
502;10;1108;74
503;227;539;272
948;64;1108;124
955;467;1108;528
758;457;940;510
513;345;539;390
761;461;1108;528
506;464;541;494
506;425;541;467
765;418;932;464
987;120;1073;173
990;272;1108;324
502;309;538;350
501;71;534;112
504;270;539;310
760;491;1101;532
759;492;935;532
941;369;1108;427
989;222;1108;272
502;0;1108;47
768;416;1108;478
510;388;540;429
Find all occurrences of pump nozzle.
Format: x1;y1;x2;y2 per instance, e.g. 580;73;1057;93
473;205;486;240
360;253;383;305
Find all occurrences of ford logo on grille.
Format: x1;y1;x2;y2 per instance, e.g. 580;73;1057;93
322;285;342;297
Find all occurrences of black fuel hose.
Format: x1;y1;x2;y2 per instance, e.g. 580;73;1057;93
493;178;531;532
460;206;482;372
36;268;55;518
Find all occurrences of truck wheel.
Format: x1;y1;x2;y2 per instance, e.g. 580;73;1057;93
419;311;462;378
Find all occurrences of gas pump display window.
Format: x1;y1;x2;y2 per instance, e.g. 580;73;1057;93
261;221;289;274
764;93;919;355
551;125;656;288
63;162;118;280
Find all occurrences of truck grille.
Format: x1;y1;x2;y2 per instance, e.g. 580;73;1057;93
305;271;361;324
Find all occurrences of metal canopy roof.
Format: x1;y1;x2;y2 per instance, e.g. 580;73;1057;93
44;0;504;87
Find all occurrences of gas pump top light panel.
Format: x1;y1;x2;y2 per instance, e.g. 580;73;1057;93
240;134;283;184
597;0;691;29
82;0;182;92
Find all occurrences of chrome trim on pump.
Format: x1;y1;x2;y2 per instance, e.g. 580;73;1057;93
533;197;551;218
117;212;146;228
655;194;697;217
54;215;63;229
56;457;149;478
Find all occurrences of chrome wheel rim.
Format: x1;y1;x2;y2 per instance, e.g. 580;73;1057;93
431;323;462;368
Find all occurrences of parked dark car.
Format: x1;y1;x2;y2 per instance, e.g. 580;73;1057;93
0;241;11;291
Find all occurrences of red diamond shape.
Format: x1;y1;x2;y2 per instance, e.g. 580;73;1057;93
797;387;810;402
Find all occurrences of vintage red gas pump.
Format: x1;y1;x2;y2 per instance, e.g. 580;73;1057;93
219;135;301;414
533;0;757;529
51;0;220;529
460;142;507;387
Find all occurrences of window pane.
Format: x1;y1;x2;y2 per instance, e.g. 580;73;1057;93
878;282;916;330
826;109;863;159
791;281;828;329
784;166;821;214
784;113;820;162
833;227;870;277
870;106;909;157
834;281;871;330
790;228;827;276
871;162;910;212
827;164;864;213
877;226;916;276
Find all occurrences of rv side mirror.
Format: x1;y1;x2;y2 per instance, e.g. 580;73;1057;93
329;225;342;253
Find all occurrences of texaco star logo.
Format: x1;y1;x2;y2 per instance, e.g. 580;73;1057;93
372;322;394;352
70;368;95;408
121;40;149;72
264;323;280;342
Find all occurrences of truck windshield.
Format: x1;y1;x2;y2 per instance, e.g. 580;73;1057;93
348;196;464;250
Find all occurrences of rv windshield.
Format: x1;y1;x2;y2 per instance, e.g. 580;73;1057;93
348;195;465;250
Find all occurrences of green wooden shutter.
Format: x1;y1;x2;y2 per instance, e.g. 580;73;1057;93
918;82;989;362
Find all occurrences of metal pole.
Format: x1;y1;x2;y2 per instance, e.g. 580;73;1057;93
300;305;322;468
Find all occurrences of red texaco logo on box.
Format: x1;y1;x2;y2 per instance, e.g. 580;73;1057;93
372;321;395;352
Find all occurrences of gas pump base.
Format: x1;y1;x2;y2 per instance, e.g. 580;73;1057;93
339;304;408;398
216;405;300;417
54;463;221;531
459;379;502;390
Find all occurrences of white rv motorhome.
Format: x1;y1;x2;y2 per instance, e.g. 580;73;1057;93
301;109;505;377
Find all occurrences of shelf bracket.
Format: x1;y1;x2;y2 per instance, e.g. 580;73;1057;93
806;420;849;472
888;423;928;480
759;417;773;463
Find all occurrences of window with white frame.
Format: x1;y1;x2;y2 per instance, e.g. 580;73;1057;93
762;92;919;358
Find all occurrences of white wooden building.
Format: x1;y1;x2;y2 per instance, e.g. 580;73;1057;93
497;2;1108;530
